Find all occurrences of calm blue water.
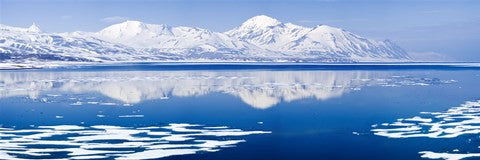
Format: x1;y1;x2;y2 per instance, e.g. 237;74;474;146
1;64;480;160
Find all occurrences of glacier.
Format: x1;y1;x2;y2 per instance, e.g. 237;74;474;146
0;15;411;65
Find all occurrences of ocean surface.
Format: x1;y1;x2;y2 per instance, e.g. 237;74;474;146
1;63;480;160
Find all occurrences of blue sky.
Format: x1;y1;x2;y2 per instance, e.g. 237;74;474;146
0;0;479;61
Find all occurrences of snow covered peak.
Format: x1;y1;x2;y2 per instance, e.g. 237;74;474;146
284;22;305;29
240;15;282;29
98;20;149;37
308;25;345;35
0;15;411;63
93;20;255;50
312;24;337;30
0;23;41;33
226;16;310;48
95;20;174;43
116;20;148;29
28;23;41;32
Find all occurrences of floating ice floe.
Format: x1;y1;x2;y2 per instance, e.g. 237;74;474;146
86;101;99;104
419;151;480;160
372;100;480;160
0;123;270;159
118;115;144;118
99;102;117;106
70;101;83;106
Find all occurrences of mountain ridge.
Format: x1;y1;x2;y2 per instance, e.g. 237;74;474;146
0;15;411;63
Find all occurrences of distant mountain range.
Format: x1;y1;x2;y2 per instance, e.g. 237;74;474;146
0;15;411;63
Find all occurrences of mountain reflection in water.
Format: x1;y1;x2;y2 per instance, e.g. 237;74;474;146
0;71;454;109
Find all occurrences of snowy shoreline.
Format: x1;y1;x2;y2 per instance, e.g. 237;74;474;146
1;61;480;70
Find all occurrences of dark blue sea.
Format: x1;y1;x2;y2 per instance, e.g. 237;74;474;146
1;63;480;160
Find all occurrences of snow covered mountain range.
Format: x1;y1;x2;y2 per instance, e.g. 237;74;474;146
0;15;411;63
